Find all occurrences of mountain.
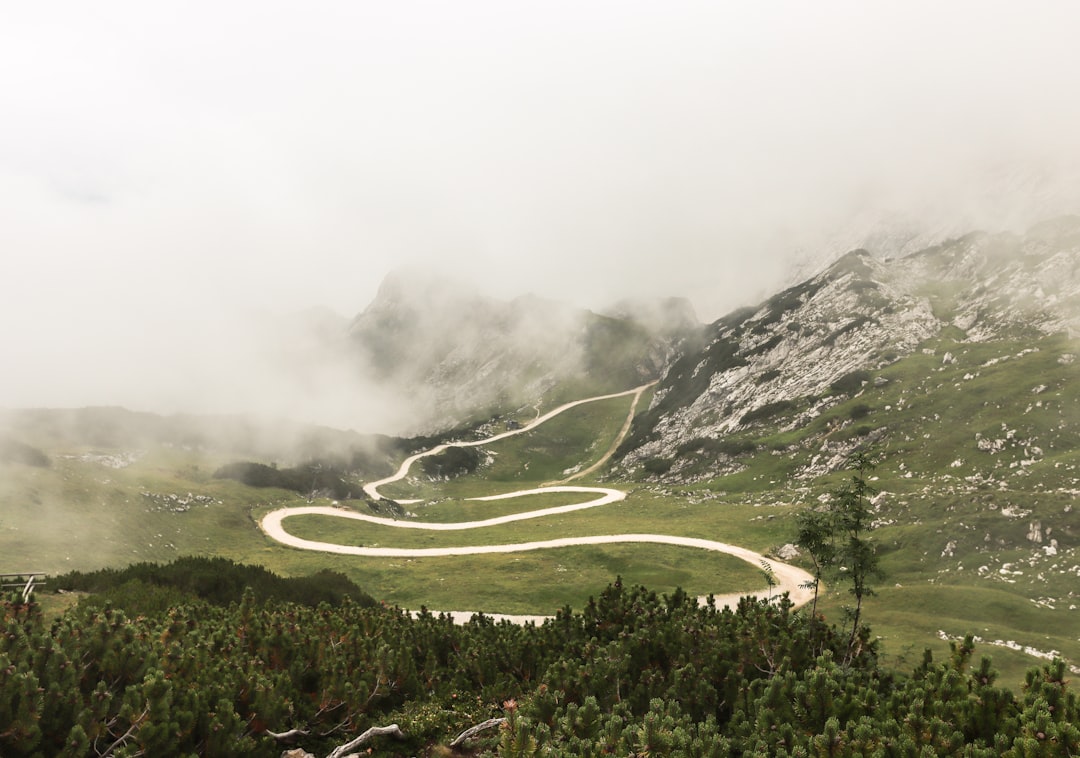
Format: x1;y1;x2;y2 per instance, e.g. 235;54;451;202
616;216;1080;478
346;269;699;431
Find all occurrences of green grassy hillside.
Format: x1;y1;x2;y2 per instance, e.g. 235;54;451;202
616;329;1080;686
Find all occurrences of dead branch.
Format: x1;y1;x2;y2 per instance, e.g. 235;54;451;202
325;723;405;758
99;705;149;757
449;717;506;748
265;727;310;743
317;717;354;738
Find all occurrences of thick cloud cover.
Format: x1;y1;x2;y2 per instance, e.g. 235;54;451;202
3;2;1079;430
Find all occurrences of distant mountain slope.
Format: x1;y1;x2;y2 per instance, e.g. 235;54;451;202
346;270;699;430
616;216;1080;473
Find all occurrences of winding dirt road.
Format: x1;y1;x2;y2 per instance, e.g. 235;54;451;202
260;384;813;621
361;385;655;501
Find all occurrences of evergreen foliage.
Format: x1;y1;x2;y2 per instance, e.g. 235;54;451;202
419;445;482;478
796;451;884;664
2;574;1076;756
54;556;376;613
213;461;357;499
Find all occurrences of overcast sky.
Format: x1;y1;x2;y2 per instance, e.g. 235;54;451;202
3;2;1080;427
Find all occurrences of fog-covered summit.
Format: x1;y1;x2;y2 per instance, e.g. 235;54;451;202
346;268;698;432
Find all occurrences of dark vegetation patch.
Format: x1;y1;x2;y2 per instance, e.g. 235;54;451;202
740;399;798;426
828;248;874;278
830;369;873;395
849;404;873;420
849;279;880;292
419;445;482;478
54;556;375;614
823;315;877;346
716;305;758;331
675;437;758;457
745;333;784;357
345;440;399;477
757;368;782;384
399;420;488;453
0;437;50;467
764;277;828;322
641;457;673;475
213;460;357;499
750;309;784;334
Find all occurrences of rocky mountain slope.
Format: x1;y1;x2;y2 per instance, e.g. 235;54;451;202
616;216;1080;476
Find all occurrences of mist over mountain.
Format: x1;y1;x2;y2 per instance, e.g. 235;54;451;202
784;160;1080;285
345;269;698;431
6;3;1080;428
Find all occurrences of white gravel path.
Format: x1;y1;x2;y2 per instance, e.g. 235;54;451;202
262;486;623;534
259;383;814;621
361;384;653;501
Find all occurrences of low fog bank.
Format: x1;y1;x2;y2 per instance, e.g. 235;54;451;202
4;199;1079;439
0;300;427;436
0;274;627;439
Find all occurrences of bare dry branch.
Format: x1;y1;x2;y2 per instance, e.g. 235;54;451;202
448;717;506;748
325;723;405;758
265;727;310;743
99;705;149;757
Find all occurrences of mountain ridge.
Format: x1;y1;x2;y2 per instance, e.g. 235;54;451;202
615;217;1080;476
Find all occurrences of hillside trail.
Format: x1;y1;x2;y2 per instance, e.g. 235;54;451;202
260;383;813;623
543;381;654;485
